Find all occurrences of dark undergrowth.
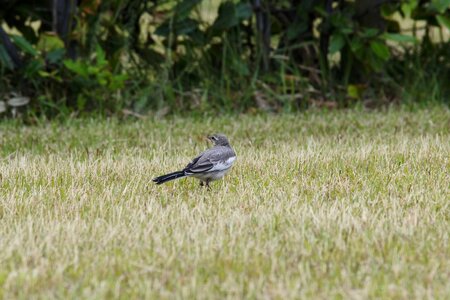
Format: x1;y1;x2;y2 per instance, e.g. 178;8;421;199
0;0;449;119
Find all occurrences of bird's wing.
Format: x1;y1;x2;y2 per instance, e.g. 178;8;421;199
184;151;214;174
186;162;215;174
184;146;235;174
184;154;202;170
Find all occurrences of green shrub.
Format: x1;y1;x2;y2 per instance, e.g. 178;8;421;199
0;0;449;117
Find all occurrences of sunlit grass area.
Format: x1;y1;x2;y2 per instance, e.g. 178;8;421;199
0;107;449;298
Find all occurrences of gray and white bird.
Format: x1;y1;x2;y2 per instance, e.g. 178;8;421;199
153;134;236;188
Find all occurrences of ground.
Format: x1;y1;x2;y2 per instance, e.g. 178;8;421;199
0;107;449;299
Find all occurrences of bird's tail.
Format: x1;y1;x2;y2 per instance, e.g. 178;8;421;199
152;171;186;185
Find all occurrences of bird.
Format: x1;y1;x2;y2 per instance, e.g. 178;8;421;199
152;134;236;188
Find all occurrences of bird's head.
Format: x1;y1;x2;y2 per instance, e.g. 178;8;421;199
207;133;230;146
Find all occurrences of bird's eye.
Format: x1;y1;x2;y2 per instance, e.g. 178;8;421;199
212;136;218;141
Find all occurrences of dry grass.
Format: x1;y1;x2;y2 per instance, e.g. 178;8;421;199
0;107;449;299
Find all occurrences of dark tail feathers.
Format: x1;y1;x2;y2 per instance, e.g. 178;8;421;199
153;171;186;185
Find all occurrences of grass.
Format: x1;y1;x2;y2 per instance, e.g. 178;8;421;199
0;107;449;299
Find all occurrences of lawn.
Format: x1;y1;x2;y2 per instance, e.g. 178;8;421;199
0;107;449;299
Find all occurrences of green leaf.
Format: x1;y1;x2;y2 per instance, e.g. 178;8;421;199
98;78;107;86
95;45;107;67
361;28;380;38
401;0;418;18
77;95;87;111
109;74;127;90
370;41;390;61
87;66;100;74
46;48;65;64
382;33;418;43
232;58;249;76
329;34;345;54
36;33;64;52
347;84;363;99
368;54;385;72
287;21;308;40
11;35;38;56
63;59;89;77
235;2;252;19
155;18;199;37
154;22;170;37
24;59;44;77
38;70;62;82
0;45;15;70
212;2;238;31
176;19;200;35
314;7;328;18
136;48;165;67
430;0;450;13
381;3;399;17
436;15;450;30
350;38;363;55
187;28;205;44
175;0;202;20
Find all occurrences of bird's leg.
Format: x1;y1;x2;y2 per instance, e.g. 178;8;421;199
199;181;204;187
206;180;211;190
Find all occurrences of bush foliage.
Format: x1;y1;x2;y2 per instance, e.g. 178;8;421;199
0;0;449;116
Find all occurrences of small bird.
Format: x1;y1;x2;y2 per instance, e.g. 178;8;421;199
153;134;236;188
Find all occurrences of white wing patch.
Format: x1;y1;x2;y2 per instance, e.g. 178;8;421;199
210;156;236;172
